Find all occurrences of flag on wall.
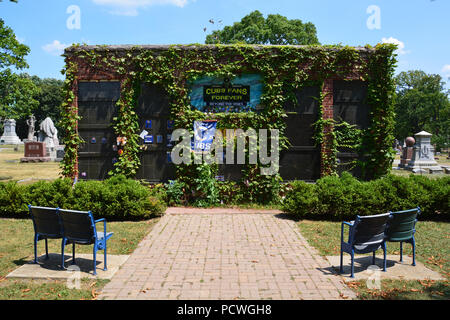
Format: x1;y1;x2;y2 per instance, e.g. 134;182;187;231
192;120;217;153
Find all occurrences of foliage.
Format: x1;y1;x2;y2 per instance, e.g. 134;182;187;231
0;176;166;220
359;43;397;180
282;172;450;220
216;180;244;205
394;70;450;151
59;60;82;178
0;18;31;122
173;160;219;207
165;180;187;206
61;42;397;203
0;17;33;135
109;78;141;177
30;76;64;130
205;10;320;45
0;18;29;71
0;72;39;121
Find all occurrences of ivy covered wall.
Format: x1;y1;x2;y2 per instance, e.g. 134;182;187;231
61;43;397;201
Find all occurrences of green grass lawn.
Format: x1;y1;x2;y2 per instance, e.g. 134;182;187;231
298;219;450;300
0;217;160;300
0;145;61;182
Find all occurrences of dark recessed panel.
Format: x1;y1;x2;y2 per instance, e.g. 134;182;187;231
283;86;320;147
78;156;114;181
333;80;369;129
78;81;121;102
137;83;170;117
78;101;117;125
279;149;321;181
136;151;175;182
78;129;116;154
283;86;320;114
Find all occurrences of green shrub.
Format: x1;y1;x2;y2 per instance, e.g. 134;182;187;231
217;181;244;205
282;180;318;216
165;180;187;206
27;178;75;209
0;181;28;216
0;175;166;220
282;173;450;220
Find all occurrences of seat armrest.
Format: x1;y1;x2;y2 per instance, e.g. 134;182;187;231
95;218;107;234
341;221;354;244
342;221;353;227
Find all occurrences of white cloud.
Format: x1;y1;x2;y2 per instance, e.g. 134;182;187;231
92;0;189;16
381;37;409;55
42;40;70;56
442;65;450;77
16;36;25;44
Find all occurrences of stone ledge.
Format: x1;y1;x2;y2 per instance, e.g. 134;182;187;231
326;255;445;281
6;253;130;280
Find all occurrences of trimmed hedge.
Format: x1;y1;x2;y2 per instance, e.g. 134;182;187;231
282;173;450;220
0;175;166;220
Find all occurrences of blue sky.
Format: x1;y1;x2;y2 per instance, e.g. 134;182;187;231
1;0;449;87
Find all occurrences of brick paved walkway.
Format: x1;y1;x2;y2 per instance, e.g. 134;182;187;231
99;211;356;300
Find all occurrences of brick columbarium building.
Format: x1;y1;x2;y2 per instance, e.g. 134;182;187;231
62;44;396;182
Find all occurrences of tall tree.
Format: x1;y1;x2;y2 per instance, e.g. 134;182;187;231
30;76;64;128
205;10;320;45
394;70;450;150
0;18;32;124
0;19;29;71
0;73;38;118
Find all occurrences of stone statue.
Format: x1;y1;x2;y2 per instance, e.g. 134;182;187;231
38;117;59;148
26;114;36;141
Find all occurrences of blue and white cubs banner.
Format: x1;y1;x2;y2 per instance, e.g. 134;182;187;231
192;120;217;153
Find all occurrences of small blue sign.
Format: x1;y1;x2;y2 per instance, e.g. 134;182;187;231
144;135;153;144
145;120;152;129
192;120;217;152
167;120;174;129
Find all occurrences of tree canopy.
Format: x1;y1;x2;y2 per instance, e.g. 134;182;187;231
394;70;450;150
0;19;29;71
0;18;32;123
0;72;38;120
205;10;320;45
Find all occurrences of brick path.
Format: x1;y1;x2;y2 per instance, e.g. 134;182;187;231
99;211;356;300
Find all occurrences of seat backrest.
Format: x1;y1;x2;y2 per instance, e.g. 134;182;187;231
385;207;420;241
351;212;391;246
29;205;62;238
58;209;96;242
